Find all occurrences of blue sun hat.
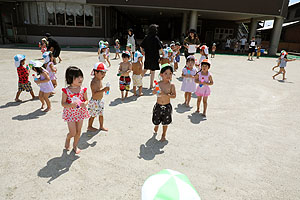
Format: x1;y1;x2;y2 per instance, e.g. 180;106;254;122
167;47;173;53
42;51;51;63
162;49;169;58
98;40;104;48
100;44;107;51
14;54;26;68
133;51;143;63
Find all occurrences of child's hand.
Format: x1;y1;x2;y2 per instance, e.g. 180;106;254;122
104;87;109;92
34;79;40;84
152;89;157;95
80;102;86;108
70;102;78;108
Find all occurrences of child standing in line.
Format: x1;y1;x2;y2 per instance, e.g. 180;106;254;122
87;62;109;132
160;48;170;65
98;45;109;66
32;60;54;112
167;48;175;71
43;51;57;89
114;39;121;59
195;59;214;117
126;43;133;61
39;38;48;54
152;64;176;142
104;41;111;67
199;45;209;63
118;51;132;100
175;42;181;69
62;66;90;154
170;44;178;71
272;53;296;80
181;56;197;107
14;54;36;102
211;43;216;58
132;51;144;96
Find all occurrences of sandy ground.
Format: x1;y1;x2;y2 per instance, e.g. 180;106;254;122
0;47;300;200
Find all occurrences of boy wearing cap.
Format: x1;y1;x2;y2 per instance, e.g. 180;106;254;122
119;51;132;100
132;51;144;96
87;62;110;131
14;54;36;102
126;43;133;61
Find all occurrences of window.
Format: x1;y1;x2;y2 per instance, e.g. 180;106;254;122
214;28;234;40
85;5;94;26
95;6;102;27
29;2;38;24
46;2;55;25
56;3;65;25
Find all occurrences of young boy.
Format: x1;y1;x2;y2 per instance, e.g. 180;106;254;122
126;43;133;61
119;51;132;100
152;64;176;142
160;48;170;65
14;54;36;102
175;42;181;68
132;51;144;96
87;62;109;131
211;43;216;58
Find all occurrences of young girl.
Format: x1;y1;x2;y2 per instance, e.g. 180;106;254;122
43;51;57;89
104;41;111;67
272;50;286;71
272;53;296;80
61;66;90;154
98;45;108;64
195;59;214;117
181;56;197;107
39;38;48;54
211;43;216;58
152;64;176;142
114;39;121;59
32;60;54;112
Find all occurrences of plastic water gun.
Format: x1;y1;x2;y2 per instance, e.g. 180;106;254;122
199;77;205;87
32;74;38;81
187;69;191;75
70;94;82;108
106;82;110;95
154;80;161;94
117;72;121;76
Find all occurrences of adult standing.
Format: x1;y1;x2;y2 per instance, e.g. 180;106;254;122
247;36;257;61
240;36;247;53
183;29;200;59
127;28;137;52
140;24;163;89
45;33;62;64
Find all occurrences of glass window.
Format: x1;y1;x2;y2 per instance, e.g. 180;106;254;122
23;2;30;24
215;28;219;33
29;2;38;24
56;3;65;25
66;14;75;26
95;6;102;27
56;13;65;25
37;2;46;25
84;5;94;26
46;2;55;25
76;15;84;26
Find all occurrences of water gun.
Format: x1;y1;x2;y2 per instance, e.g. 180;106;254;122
32;74;38;81
187;69;191;75
117;72;121;76
70;94;82;108
199;77;205;87
154;80;161;94
106;82;110;95
38;42;41;48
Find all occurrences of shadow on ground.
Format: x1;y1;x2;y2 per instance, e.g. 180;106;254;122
38;149;79;184
138;133;168;160
188;112;207;124
109;95;138;106
77;130;101;150
12;109;46;120
175;103;193;114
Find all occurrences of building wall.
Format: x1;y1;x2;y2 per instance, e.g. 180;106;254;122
286;3;300;22
283;25;300;43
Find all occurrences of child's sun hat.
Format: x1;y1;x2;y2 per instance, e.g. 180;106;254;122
94;62;108;72
14;54;26;68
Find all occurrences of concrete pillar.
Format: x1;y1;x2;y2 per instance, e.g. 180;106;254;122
181;12;188;36
249;18;257;40
189;10;198;30
269;17;284;56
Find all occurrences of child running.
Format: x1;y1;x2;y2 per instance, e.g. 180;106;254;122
132;51;144;96
152;64;176;142
62;66;90;154
195;59;214;117
43;51;57;89
114;39;121;59
272;52;296;80
272;50;286;71
14;54;36;102
87;62;109;132
118;51;132;100
32;60;54;112
181;55;197;107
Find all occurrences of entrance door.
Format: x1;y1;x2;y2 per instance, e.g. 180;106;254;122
205;31;213;45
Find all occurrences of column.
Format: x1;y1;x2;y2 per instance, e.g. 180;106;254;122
269;17;284;56
189;10;198;30
181;12;188;37
249;18;257;40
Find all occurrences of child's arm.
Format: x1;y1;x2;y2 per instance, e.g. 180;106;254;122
286;58;296;62
36;72;50;84
194;74;200;83
49;63;57;73
91;81;108;96
61;92;77;108
80;89;89;108
203;75;214;86
98;48;100;55
168;84;176;99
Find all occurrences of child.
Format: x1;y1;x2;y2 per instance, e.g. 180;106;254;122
98;45;109;66
195;59;214;117
126;43;133;61
104;41;111;67
248;37;256;61
118;51;132;100
175;42;181;68
199;45;209;63
234;42;239;53
152;64;176;141
43;51;57;89
272;50;286;71
114;39;121;59
14;54;36;102
61;66;90;154
211;43;216;58
181;56;197;107
39;38;48;54
272;53;296;80
32;60;54;112
87;62;109;132
132;51;144;96
167;48;175;71
160;48;170;65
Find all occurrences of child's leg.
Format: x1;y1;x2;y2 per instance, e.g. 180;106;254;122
58;56;62;63
248;53;251;60
282;69;286;80
196;96;202;112
121;91;124;100
154;125;159;133
66;121;76;150
87;117;98;131
187;92;192;106
203;97;208;116
99;115;108;131
15;91;22;101
73;120;84;154
30;90;36;99
51;80;57;88
139;86;143;96
107;59;111;67
133;86;137;96
39;91;45;109
43;92;51;112
161;125;168;141
273;68;283;79
125;90;129;98
184;92;188;104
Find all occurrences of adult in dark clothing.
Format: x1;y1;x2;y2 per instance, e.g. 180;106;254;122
140;24;164;89
247;36;257;61
45;33;62;64
183;29;200;59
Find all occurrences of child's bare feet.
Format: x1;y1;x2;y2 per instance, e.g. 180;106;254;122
139;93;143;96
196;110;200;113
100;127;108;131
283;78;287;80
133;93;137;96
272;76;275;80
15;98;22;102
73;147;81;154
87;126;98;132
31;96;38;100
43;107;51;112
41;104;45;109
160;137;166;142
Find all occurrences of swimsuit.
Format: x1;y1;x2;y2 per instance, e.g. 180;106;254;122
88;98;104;117
152;103;173;126
119;76;131;91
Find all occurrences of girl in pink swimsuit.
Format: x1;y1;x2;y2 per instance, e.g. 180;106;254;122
195;59;214;117
43;51;57;89
61;66;90;154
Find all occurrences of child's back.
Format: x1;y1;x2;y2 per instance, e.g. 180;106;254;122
132;61;142;75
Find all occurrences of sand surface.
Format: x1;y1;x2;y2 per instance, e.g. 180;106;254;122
1;47;300;200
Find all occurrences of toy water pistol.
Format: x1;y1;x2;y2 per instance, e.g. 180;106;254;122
106;82;110;95
154;80;161;94
32;74;38;81
70;94;82;108
199;77;205;87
